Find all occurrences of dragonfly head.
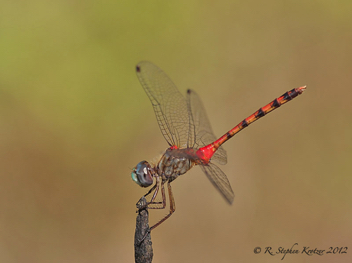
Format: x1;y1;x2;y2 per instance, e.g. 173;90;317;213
131;161;154;187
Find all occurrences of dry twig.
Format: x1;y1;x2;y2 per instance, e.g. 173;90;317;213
134;196;153;263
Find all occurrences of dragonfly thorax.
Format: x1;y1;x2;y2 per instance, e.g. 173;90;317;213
157;148;196;182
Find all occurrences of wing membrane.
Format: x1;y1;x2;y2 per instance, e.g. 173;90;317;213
200;163;234;204
136;61;192;148
187;89;227;164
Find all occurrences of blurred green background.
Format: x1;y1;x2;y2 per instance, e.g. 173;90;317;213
0;1;351;262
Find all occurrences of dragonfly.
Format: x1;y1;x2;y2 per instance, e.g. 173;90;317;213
132;61;306;231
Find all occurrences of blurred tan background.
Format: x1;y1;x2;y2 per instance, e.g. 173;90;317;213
0;1;351;262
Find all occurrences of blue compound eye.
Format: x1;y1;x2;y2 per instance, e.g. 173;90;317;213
131;161;153;187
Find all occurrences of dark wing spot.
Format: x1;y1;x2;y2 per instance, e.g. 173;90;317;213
136;65;141;72
187;89;191;94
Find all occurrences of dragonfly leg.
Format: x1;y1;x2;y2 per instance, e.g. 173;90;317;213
136;181;168;245
146;180;167;209
143;183;157;198
139;176;166;210
150;181;176;231
136;183;157;211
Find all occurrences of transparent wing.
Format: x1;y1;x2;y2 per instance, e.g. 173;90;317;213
136;61;193;148
187;89;227;165
199;163;234;204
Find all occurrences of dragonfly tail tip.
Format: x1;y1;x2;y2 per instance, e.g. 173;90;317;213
298;85;307;94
